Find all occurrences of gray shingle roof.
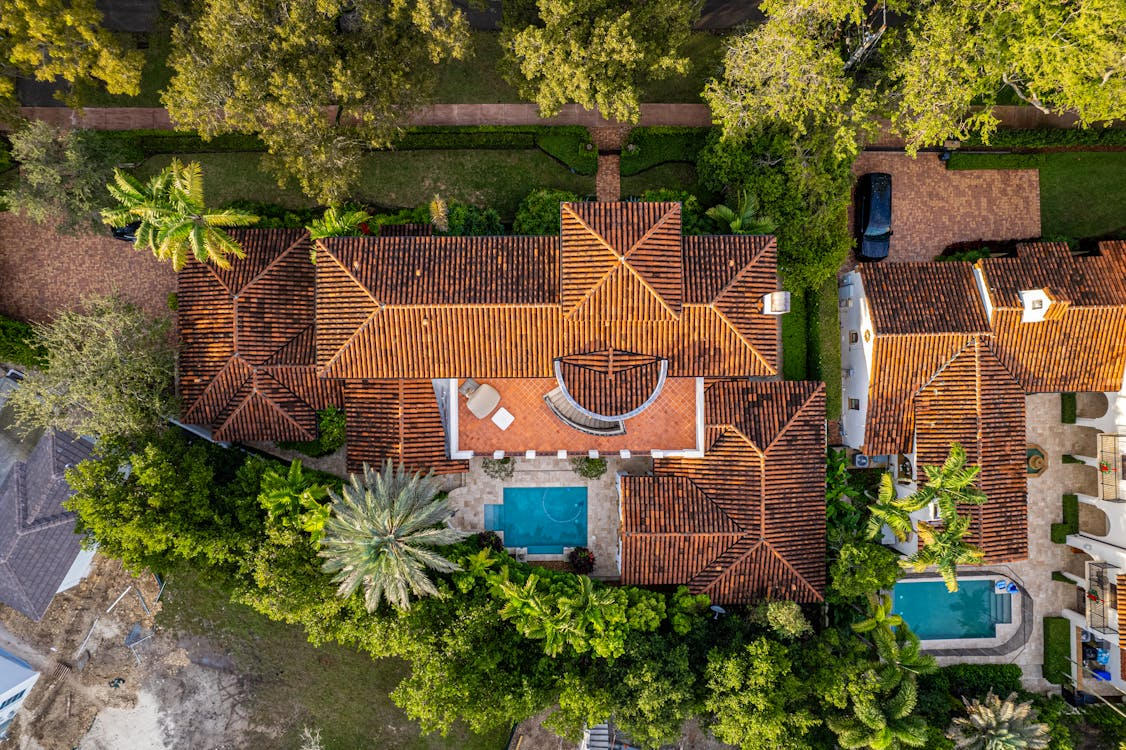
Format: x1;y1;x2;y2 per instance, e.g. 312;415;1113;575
0;430;93;621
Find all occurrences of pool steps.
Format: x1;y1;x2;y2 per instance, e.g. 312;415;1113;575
989;592;1013;624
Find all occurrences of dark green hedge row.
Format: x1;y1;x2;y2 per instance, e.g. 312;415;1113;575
395;126;597;175
621;127;711;176
963;126;1126;148
1041;617;1072;684
86;129;266;162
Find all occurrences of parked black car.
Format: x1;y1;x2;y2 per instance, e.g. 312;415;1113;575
111;220;141;243
855;172;892;261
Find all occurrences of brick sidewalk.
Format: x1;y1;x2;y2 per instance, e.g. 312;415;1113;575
0;214;176;322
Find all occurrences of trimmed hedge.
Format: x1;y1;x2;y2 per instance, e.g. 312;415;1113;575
1060;392;1077;424
1050;494;1079;544
394;126;597;175
621;127;711;176
962;126;1126;149
1042;616;1072;685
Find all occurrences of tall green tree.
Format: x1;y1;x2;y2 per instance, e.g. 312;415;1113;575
947;691;1050;750
867;472;927;542
914;443;988;524
7;295;175;441
902;517;985;592
318;461;467;611
830;542;902;602
829;668;929;750
102;159;258;271
2;122;133;233
707;0;1126;155
163;0;469;202
704;638;821;750
0;0;143;105
500;0;700;123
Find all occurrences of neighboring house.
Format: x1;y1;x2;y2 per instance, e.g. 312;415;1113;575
0;428;96;621
0;648;39;739
178;203;827;604
840;241;1126;563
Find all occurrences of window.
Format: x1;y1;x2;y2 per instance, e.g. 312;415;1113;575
848;398;860;411
848;331;859;345
1031;299;1044;310
0;690;26;710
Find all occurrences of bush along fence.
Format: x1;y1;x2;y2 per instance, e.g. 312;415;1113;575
620;126;711;176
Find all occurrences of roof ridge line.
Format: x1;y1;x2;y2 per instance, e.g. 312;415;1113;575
709;236;773;301
235;230;310;293
761;383;826;454
319;311;380;376
182;357;251;423
708;307;774;374
318;241;384;309
759;539;821;600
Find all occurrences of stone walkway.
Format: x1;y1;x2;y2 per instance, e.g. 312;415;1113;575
0;214;176;323
852;151;1041;263
591;127;630;202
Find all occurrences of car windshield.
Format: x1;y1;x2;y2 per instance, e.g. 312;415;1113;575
864;227;891;239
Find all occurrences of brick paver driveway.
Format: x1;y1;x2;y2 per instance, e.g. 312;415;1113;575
853;151;1041;263
0;214;175;323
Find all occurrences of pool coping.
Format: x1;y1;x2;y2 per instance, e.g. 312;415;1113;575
899;571;1033;657
489;485;590;556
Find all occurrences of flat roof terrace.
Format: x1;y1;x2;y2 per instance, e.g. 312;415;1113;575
452;377;700;456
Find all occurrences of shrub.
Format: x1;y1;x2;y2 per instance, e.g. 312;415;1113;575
86;129;265;158
637;188;711;235
570;456;607;479
481;456;515;480
1041;617;1071;684
568;546;595;574
475;530;505;552
391;126;597;175
223;200;321;230
621;127;711;176
961;127;1126;149
829;542;901;602
1060;393;1076;424
166;293;179;312
754;600;811;640
445;202;504;236
941;664;1023;698
277;407;346;458
1050;494;1079;544
513;188;579;235
0;314;45;369
534;129;598;175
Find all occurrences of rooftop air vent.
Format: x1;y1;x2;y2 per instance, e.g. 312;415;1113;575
762;291;791;315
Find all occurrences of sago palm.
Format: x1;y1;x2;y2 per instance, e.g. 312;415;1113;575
902;516;985;592
102;159;257;271
867;472;927;542
916;443;988;524
318;461;467;611
947;691;1050;750
705;189;777;234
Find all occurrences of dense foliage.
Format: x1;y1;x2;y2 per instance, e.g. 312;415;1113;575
513;188;580;235
3;122;135;233
706;0;1126;157
500;0;699;123
7;296;175;440
278;407;347;456
162;0;470;203
0;314;45;369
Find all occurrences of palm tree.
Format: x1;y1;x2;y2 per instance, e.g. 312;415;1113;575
853;592;904;639
498;574;576;656
307;204;372;239
318;461;468;611
706;189;777;234
916;443;988;524
902;516;985;592
259;459;330;541
829;669;929;750
947;691;1050;750
101;159;258;271
867;472;928;542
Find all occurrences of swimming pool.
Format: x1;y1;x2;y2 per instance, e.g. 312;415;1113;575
484;486;588;555
892;579;1013;640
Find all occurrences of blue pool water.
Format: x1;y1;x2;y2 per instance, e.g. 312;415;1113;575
485;487;588;554
892;580;1013;640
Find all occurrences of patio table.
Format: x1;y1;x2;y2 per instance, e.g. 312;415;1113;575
492;407;515;431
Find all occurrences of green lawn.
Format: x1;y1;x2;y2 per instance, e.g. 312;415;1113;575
71;30;173;107
432;33;521;104
158;569;508;750
947;151;1126;239
620;163;705;200
1041;616;1072;685
639;33;726;103
133;150;595;217
780;279;842;418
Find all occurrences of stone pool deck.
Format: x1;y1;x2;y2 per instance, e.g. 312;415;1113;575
447;455;652;579
928;394;1094;691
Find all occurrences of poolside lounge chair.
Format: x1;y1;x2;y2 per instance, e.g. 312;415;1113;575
467;383;501;419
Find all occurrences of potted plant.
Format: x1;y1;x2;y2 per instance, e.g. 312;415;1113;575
1099;460;1114;474
1088;588;1100;602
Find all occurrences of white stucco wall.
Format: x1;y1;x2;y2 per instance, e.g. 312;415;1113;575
840;272;875;450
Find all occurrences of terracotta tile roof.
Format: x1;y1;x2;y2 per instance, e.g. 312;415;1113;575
861;262;990;335
377;223;432;237
913;338;1028;562
317;204;780;381
343;380;467;476
179;229;341;442
620;381;826;604
0;430;93;621
977;243;1126;393
555;349;666;419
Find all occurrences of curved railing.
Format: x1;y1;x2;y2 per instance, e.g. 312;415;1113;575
543;387;625;436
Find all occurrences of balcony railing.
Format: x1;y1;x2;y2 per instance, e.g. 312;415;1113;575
1086;561;1119;635
1098;434;1124;502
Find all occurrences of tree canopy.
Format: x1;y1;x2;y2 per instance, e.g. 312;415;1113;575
0;0;143;105
7;295;175;441
500;0;699;123
706;0;1126;155
162;0;470;202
